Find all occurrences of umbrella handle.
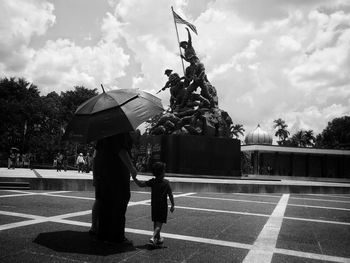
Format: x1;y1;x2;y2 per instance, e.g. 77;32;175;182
101;84;105;93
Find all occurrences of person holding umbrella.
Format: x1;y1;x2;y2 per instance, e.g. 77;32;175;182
63;88;164;245
93;132;137;244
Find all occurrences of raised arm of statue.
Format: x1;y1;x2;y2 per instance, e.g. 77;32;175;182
186;27;192;47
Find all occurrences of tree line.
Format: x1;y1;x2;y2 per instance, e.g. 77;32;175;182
0;77;98;165
229;117;350;149
273;117;350;148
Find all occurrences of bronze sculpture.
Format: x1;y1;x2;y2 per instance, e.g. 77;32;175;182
152;27;232;138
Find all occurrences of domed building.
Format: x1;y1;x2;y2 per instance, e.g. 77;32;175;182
244;124;273;145
241;124;350;177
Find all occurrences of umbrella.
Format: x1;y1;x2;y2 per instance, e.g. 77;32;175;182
63;89;164;143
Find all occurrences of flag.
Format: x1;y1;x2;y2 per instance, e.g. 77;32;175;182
172;10;197;35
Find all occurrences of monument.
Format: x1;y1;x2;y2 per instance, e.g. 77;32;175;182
135;9;241;176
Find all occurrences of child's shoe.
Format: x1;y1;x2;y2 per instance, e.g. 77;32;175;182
157;237;164;244
149;237;156;245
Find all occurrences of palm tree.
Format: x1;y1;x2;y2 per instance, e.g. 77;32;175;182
290;129;315;147
273;118;290;145
303;129;315;147
290;130;306;147
230;124;245;139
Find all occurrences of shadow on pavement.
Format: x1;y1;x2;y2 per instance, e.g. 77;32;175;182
33;231;136;256
135;244;168;250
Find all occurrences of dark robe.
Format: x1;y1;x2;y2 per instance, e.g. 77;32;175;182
94;133;132;242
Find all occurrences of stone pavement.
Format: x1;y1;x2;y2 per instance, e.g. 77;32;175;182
0;188;350;263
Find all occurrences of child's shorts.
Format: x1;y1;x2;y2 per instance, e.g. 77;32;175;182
152;205;168;223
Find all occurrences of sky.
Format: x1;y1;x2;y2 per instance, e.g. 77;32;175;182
1;0;350;141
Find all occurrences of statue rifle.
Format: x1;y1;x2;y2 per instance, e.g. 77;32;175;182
156;87;166;94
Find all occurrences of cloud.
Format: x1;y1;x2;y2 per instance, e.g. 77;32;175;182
26;38;129;94
0;0;55;71
0;0;130;95
1;0;349;140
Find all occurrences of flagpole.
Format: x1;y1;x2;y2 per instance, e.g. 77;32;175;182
171;6;185;76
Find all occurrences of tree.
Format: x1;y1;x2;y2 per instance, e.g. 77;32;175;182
287;129;315;147
315;116;350;149
303;130;315;147
230;124;245;139
273;118;290;145
0;79;98;164
0;77;41;153
60;86;98;124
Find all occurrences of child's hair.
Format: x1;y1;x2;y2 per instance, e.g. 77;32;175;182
152;162;166;178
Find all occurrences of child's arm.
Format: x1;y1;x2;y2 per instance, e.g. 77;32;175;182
132;174;148;188
168;186;175;212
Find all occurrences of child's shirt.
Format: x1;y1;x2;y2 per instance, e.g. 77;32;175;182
146;178;171;208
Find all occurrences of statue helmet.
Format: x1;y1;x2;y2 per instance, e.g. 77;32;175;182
164;69;173;75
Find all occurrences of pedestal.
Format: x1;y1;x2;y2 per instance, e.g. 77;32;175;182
135;135;241;176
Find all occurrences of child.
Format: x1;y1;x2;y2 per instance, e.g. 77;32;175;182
132;162;175;245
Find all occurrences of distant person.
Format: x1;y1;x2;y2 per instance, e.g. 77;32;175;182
56;152;63;172
8;150;16;169
76;153;85;173
132;162;175;246
22;153;30;168
93;132;137;245
84;152;93;173
16;153;21;168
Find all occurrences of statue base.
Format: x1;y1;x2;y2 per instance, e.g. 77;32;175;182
135;135;241;177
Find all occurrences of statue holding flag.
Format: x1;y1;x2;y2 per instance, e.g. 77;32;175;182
180;28;197;63
151;7;232;137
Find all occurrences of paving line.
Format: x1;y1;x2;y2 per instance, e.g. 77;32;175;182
1;214;349;263
0;210;92;231
242;194;290;263
274;248;350;263
0;191;72;199
140;203;271;218
0;218;49;231
40;193;95;200
141;202;350;225
0;192;195;232
304;194;350;199
131;191;151;194
1;190;71;194
0;193;37;198
1;192;349;263
126;228;253;250
291;196;350;204
22;216;350;263
0;190;32;194
288;203;350;211
185;195;278;205
226;193;281;198
0;210;45;220
284;216;350;226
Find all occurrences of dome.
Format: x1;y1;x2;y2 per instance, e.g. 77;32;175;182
245;124;273;145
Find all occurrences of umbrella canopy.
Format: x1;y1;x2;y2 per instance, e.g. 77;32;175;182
63;89;164;143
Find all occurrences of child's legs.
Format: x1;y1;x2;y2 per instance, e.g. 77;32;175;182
152;221;163;239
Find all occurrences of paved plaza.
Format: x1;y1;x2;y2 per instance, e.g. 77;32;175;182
0;184;350;262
